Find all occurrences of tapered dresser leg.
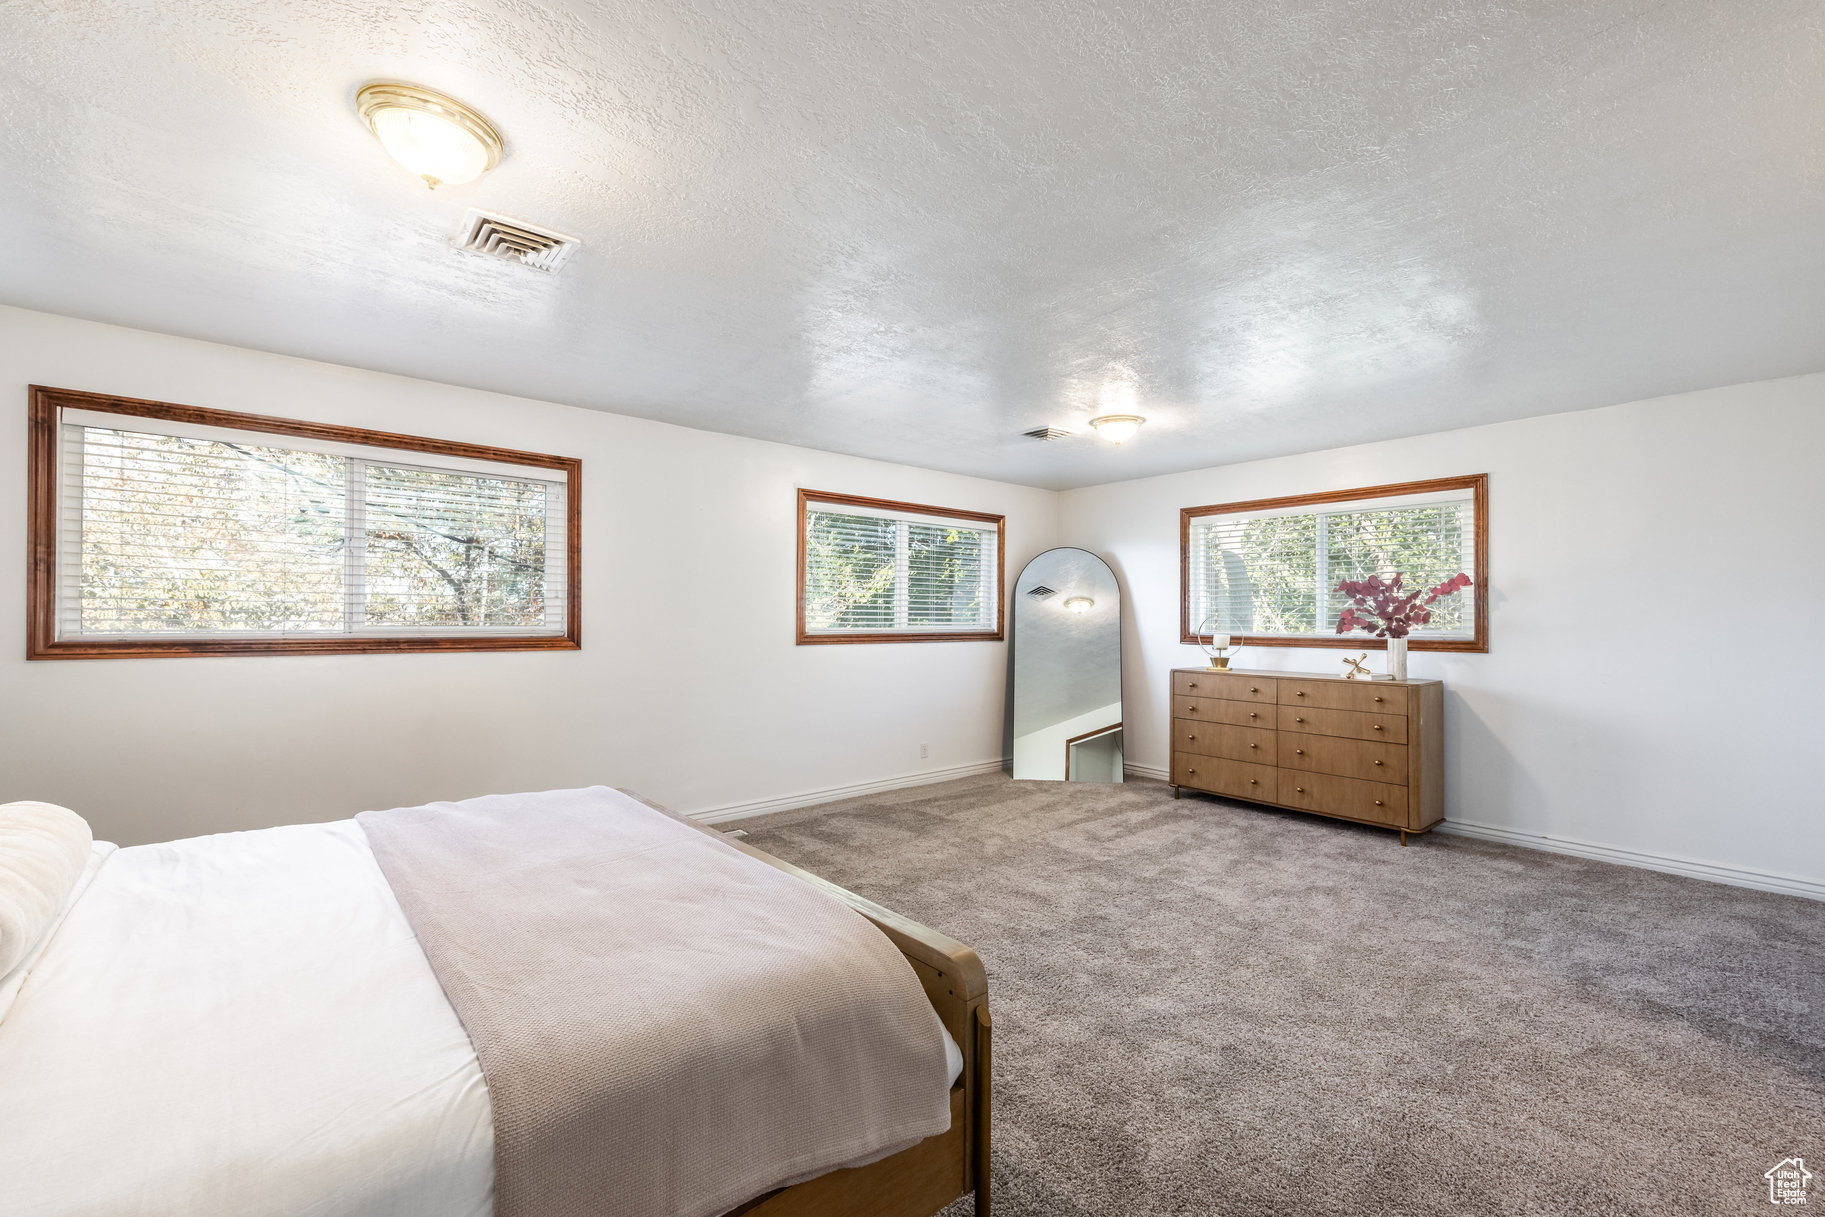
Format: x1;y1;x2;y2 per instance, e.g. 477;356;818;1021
1171;785;1180;799
1400;830;1408;846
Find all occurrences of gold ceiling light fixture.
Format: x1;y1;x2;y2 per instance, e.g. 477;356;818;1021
1088;414;1145;445
355;82;504;190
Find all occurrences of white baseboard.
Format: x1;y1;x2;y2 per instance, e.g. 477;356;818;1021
1435;820;1825;902
1127;768;1820;901
687;760;1005;825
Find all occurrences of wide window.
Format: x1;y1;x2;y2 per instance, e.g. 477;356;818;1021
27;387;580;658
1180;475;1486;652
797;490;1003;643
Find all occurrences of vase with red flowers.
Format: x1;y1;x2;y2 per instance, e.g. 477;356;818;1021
1334;572;1473;679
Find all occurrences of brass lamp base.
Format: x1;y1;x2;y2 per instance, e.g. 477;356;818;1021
1206;656;1231;671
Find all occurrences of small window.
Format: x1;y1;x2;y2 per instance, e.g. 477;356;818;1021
27;387;580;658
1181;475;1487;652
797;490;1003;643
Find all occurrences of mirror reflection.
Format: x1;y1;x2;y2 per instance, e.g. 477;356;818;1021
1011;548;1123;781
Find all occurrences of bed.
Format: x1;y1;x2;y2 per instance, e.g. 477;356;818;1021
0;788;991;1217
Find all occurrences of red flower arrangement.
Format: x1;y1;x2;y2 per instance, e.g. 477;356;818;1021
1335;572;1473;639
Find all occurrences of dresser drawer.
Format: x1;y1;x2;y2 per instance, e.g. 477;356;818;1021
1173;719;1277;765
1278;679;1408;716
1278;704;1408;744
1173;671;1278;704
1277;770;1407;827
1279;731;1407;785
1174;696;1275;728
1174;753;1276;801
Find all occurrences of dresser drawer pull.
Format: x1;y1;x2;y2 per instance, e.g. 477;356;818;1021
1373;724;1384;731
1294;749;1304;756
1249;779;1258;785
1249;743;1259;749
1295;690;1306;697
1188;682;1197;690
1250;712;1259;719
1294;717;1304;724
1374;800;1384;806
1250;686;1259;693
1295;786;1305;793
1374;760;1384;766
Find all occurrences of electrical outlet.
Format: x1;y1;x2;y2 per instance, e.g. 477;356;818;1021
919;742;929;760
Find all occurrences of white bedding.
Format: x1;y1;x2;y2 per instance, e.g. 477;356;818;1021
0;819;962;1217
0;838;115;1022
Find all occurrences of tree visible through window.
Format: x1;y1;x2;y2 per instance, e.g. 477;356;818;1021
805;510;898;631
76;428;349;634
907;522;986;627
29;387;579;658
1182;477;1485;650
363;464;549;629
799;491;1002;642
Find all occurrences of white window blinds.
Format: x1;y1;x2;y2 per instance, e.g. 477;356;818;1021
802;498;1000;636
56;410;568;640
1186;486;1477;641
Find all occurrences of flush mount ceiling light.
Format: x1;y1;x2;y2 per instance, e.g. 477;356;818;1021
356;82;504;190
1063;596;1095;613
1087;414;1145;445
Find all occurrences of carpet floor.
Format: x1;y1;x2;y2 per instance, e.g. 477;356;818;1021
735;774;1824;1217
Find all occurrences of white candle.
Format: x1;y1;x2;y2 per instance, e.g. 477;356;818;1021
1210;633;1231;649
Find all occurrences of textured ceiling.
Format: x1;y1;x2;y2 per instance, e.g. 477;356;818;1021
1;2;1822;489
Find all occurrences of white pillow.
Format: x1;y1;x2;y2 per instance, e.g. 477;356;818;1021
0;801;94;978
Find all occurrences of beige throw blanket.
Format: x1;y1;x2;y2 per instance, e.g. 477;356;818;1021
357;787;952;1217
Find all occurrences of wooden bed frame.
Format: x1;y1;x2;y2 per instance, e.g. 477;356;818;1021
626;793;992;1217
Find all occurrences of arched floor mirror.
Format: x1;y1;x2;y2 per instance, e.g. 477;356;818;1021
1010;547;1123;781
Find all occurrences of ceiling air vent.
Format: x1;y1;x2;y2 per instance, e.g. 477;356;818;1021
455;209;579;273
1022;426;1073;440
1026;585;1058;599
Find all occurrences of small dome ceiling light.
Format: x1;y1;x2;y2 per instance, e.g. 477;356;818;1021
1063;596;1095;613
356;82;504;190
1088;414;1145;445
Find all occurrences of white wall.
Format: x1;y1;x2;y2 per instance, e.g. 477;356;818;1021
5;303;1820;895
1060;374;1825;895
0;307;1058;845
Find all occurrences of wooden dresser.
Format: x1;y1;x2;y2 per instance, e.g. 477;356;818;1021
1168;667;1444;843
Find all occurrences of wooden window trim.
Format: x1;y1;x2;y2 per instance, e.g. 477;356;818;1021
1178;473;1488;654
796;488;1005;645
26;385;583;660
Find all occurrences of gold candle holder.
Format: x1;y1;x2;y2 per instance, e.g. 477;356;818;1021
1197;619;1236;672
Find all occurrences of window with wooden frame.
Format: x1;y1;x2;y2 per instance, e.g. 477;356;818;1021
797;489;1004;644
27;386;581;659
1180;475;1487;652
